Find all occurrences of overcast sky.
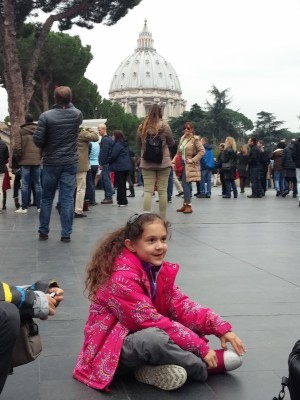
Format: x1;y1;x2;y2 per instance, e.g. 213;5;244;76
1;0;300;132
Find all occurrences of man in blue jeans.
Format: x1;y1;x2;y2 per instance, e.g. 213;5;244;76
34;86;83;242
14;114;42;214
98;123;113;204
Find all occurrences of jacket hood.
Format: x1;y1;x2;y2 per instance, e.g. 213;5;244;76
204;143;212;150
20;123;37;134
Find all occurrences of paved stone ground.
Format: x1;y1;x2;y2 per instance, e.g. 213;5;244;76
1;184;299;400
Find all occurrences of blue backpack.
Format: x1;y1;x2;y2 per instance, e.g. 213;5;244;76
201;148;215;169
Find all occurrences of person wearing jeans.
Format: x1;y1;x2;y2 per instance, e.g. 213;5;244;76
98;124;113;204
33;86;83;242
0;138;9;214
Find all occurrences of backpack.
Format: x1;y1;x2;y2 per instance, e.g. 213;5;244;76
143;134;163;164
273;340;300;400
201;148;215;169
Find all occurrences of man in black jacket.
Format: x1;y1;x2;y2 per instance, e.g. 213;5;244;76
247;137;263;198
34;86;83;242
292;137;300;206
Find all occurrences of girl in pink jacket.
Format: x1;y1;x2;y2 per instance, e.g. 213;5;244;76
73;212;246;391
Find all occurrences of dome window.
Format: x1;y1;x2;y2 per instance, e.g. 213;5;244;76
155;60;159;64
146;72;150;77
122;73;125;78
158;72;162;77
133;72;137;78
146;59;150;64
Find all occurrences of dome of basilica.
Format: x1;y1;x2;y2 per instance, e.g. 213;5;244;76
109;20;186;119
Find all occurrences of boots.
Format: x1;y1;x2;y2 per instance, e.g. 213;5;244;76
127;185;135;197
2;192;6;210
176;202;187;212
183;203;192;214
83;200;89;212
14;197;20;209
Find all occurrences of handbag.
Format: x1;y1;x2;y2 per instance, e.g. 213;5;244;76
272;339;300;400
222;162;232;170
11;318;42;367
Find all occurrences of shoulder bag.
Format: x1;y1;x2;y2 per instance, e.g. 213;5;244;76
11;318;42;367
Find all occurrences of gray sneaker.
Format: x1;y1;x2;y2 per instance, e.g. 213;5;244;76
134;364;187;391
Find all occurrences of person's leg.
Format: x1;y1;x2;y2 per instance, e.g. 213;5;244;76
114;171;122;205
120;171;129;205
85;169;95;205
75;172;87;215
206;170;212;196
273;170;280;194
119;328;208;382
0;173;3;211
156;168;171;220
0;302;20;394
181;168;191;204
224;179;231;197
296;169;300;202
20;166;30;209
232;179;238;197
59;163;77;237
173;173;183;194
31;166;42;209
167;168;173;202
39;165;60;234
13;173;21;206
220;172;226;195
141;169;156;212
102;165;113;200
199;169;206;195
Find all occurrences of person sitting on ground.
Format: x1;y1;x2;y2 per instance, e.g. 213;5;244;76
0;279;64;394
73;212;246;392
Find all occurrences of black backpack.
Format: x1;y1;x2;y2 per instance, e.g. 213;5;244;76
273;340;300;400
143;134;163;164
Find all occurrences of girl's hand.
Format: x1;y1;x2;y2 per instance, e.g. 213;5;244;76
203;349;218;369
220;332;246;356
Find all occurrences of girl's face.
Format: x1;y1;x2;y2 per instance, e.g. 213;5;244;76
125;220;168;266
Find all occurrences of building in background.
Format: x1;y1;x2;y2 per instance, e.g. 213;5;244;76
109;20;186;119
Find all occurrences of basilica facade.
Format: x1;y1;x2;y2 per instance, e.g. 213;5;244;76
109;20;186;119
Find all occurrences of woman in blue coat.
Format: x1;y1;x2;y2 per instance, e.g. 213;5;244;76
108;130;132;206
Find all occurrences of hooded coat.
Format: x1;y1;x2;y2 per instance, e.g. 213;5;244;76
14;122;42;166
177;134;205;182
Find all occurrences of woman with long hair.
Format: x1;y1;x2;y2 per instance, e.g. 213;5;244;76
236;145;249;194
221;136;238;199
176;122;205;213
137;104;174;219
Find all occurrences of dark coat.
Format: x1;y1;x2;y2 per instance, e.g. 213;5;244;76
282;144;296;170
0;139;9;174
33;103;83;165
108;141;132;172
292;139;300;168
271;148;284;171
248;145;261;168
99;135;113;166
236;153;249;177
15;122;42;166
221;147;237;180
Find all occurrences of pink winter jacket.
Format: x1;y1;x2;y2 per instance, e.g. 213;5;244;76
73;249;232;390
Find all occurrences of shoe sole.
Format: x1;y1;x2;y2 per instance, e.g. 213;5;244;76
134;365;187;391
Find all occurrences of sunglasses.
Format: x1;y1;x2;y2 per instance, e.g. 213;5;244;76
184;127;191;131
127;211;153;225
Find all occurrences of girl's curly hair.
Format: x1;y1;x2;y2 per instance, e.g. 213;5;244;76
85;212;170;299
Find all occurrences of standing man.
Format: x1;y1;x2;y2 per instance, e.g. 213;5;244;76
33;86;83;242
247;137;263;198
197;137;215;198
14;114;42;214
0;137;9;215
257;140;270;196
75;127;99;218
98;123;113;204
292;137;300;207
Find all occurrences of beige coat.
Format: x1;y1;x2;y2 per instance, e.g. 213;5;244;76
77;129;99;172
178;134;205;182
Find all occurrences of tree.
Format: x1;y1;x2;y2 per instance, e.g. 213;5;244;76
0;0;142;140
253;111;288;150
